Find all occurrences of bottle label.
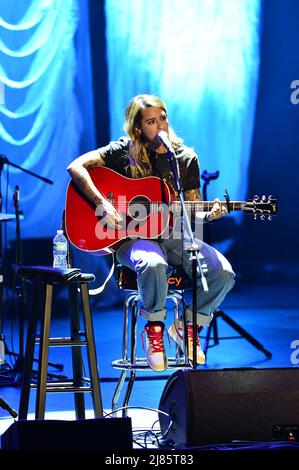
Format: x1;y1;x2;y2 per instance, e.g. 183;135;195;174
54;242;67;251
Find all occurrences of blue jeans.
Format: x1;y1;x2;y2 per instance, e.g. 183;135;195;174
116;238;235;326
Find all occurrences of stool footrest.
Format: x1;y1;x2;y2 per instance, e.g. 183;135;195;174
35;337;88;346
30;380;94;393
44;386;93;393
112;358;191;371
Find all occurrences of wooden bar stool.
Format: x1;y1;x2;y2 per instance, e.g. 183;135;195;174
18;266;103;420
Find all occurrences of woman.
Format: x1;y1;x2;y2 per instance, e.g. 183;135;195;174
67;94;235;372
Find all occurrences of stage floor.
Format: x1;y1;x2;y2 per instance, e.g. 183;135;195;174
1;269;299;458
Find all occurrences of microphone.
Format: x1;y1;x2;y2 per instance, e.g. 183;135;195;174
157;131;176;156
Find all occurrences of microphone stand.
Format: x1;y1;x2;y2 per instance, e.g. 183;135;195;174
0;154;53;385
166;150;209;370
0;154;53;185
11;185;25;383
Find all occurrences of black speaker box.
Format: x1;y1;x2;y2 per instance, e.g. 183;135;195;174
1;417;133;450
159;367;299;446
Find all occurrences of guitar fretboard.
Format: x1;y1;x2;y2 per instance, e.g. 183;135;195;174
148;201;244;214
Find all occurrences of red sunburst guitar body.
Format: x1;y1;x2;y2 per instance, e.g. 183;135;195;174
65;166;171;255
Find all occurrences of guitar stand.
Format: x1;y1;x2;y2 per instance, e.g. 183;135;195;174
199;308;272;359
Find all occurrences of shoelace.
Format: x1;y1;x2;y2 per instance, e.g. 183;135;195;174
141;325;170;352
187;324;200;346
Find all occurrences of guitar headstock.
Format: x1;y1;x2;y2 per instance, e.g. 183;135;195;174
242;195;278;220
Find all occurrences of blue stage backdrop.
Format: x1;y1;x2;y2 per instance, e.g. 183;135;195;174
105;0;261;258
105;0;261;206
0;0;262;303
0;0;95;241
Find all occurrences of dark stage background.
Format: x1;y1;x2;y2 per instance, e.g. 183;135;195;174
233;0;298;266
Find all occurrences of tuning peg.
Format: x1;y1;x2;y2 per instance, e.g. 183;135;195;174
260;214;265;221
253;195;259;202
268;215;272;221
254;214;257;220
262;195;267;202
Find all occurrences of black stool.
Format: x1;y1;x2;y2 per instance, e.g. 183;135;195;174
18;266;103;420
112;265;192;415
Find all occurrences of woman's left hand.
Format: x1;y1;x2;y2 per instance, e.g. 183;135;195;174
206;198;227;221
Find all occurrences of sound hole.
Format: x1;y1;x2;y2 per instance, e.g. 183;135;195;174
128;196;150;221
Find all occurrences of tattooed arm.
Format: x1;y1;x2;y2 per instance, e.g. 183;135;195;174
67;150;106;206
184;188;202;201
67;151;123;228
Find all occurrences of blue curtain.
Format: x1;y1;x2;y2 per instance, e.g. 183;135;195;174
105;0;261;223
0;0;118;305
0;0;95;242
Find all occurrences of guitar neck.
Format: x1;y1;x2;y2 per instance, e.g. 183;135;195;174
170;201;244;213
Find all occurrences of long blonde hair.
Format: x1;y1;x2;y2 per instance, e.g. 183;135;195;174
124;94;182;177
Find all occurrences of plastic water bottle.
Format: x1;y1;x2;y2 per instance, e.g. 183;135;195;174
53;229;68;268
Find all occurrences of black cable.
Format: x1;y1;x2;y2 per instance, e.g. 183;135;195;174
104;405;174;449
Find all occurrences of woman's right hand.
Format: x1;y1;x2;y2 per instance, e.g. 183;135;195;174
97;199;123;229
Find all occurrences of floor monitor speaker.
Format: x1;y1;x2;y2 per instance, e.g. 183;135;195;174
159;368;299;446
1;417;133;450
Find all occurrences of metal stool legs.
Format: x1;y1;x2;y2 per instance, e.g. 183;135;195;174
112;291;190;416
112;293;139;416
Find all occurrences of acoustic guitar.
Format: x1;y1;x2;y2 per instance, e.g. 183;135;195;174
65;166;278;255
